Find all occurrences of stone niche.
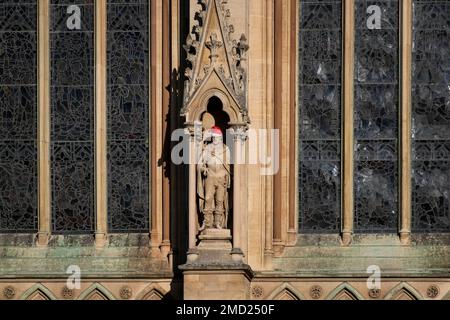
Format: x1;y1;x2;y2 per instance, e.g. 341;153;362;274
179;0;252;300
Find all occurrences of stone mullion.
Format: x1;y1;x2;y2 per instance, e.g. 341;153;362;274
400;0;413;244
342;0;355;245
95;0;108;246
37;0;51;246
151;0;164;248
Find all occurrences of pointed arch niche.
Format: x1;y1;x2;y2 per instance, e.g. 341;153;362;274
181;0;250;262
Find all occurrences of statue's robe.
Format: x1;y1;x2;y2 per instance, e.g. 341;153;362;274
197;143;231;229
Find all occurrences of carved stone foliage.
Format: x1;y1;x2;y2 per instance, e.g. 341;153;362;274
119;286;133;300
182;0;249;123
61;286;74;300
426;285;440;299
3;286;16;300
309;285;323;300
251;286;264;299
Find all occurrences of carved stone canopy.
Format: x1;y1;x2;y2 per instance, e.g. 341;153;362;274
182;0;249;126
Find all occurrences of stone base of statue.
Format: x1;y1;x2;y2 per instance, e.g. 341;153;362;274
179;228;253;300
199;228;232;249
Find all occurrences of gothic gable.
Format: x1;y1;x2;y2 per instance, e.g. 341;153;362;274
182;0;249;123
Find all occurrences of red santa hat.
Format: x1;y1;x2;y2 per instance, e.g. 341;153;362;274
210;126;223;137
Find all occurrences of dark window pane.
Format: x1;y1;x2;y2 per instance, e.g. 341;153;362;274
50;1;95;233
298;0;342;233
353;0;399;233
0;1;38;233
412;0;450;233
107;1;149;233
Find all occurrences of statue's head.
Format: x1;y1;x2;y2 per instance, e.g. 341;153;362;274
210;126;223;145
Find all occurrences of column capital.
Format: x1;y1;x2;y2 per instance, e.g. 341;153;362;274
184;121;203;140
229;122;248;142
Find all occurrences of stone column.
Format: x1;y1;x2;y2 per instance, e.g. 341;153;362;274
231;125;247;261
186;122;201;261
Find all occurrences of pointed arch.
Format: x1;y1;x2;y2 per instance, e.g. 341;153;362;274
326;283;364;300
190;84;241;124
20;284;57;300
266;283;305;300
135;283;168;300
384;282;423;300
77;283;115;300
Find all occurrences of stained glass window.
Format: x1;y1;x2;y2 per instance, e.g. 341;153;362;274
412;0;450;232
353;0;398;233
107;0;149;232
0;0;38;232
50;0;95;233
298;0;342;233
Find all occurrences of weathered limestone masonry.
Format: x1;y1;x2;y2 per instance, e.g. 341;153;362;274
0;234;174;300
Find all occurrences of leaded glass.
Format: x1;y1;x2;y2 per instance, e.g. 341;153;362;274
354;0;399;233
412;0;450;232
50;1;95;233
107;0;149;232
298;0;342;233
0;1;38;232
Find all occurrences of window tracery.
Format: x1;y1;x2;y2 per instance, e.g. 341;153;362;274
298;0;342;233
0;1;38;232
107;0;150;232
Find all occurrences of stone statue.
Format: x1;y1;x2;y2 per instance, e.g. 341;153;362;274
197;126;231;230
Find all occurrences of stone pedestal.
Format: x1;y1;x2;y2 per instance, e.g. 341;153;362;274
180;229;253;300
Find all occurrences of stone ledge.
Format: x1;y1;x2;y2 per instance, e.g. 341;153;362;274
0;233;153;247
254;269;450;279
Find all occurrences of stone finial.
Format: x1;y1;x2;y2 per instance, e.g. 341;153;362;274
206;33;223;64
